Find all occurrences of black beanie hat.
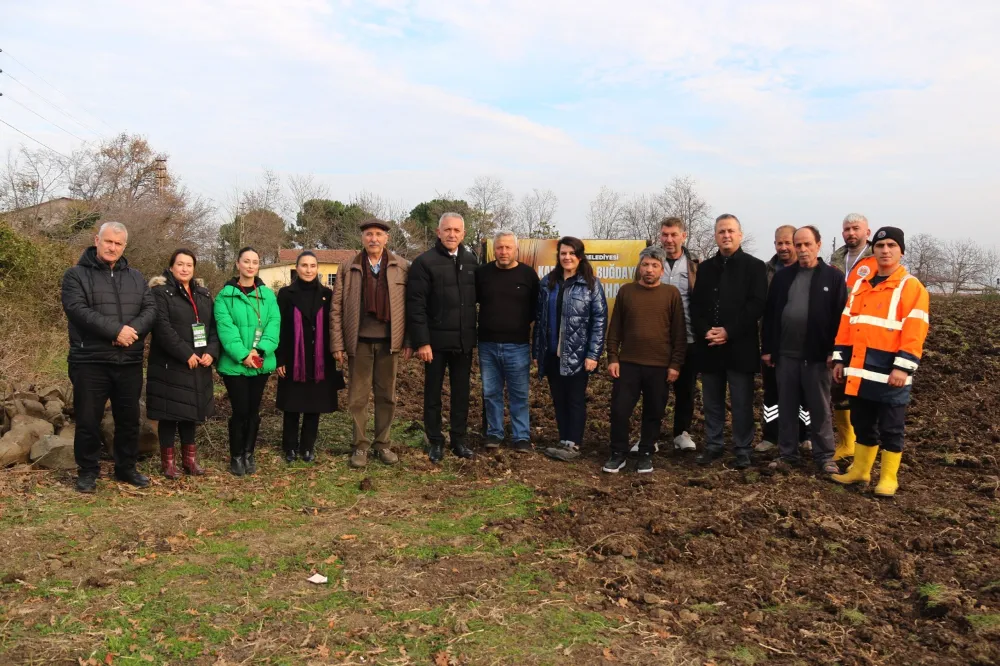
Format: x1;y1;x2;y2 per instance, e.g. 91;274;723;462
872;226;905;255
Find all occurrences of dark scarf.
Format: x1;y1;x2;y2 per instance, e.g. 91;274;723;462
363;251;390;323
289;278;326;383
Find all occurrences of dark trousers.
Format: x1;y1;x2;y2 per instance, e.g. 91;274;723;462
423;350;473;446
849;397;906;453
69;362;143;475
545;355;590;445
611;362;669;455
282;412;319;453
761;362;809;443
701;370;755;456
670;349;696;436
158;420;196;449
222;374;270;421
776;358;835;466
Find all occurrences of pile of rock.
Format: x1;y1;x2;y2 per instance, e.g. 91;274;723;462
0;381;159;470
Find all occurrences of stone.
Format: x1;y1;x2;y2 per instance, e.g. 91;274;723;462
643;593;663;605
44;399;64;418
0;416;54;467
34;437;76;470
59;423;76;440
31;434;67;461
678;610;700;623
38;385;67;404
12;391;39;402
101;411;160;457
21;399;47;420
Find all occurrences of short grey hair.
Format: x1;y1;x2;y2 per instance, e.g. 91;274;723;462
493;229;518;245
715;213;741;230
842;213;868;226
639;245;667;267
97;221;128;241
438;212;465;228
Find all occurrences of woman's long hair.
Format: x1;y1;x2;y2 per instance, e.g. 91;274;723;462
547;236;595;290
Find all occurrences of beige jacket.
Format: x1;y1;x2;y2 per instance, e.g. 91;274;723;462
331;250;408;355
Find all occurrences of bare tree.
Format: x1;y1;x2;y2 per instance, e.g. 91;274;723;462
904;233;944;290
466;176;515;253
619;193;661;243
942;238;986;295
0;147;68;216
658;176;713;258
68;133;163;205
515;188;558;239
217;170;288;267
979;247;1000;292
587;186;626;239
286;173;330;216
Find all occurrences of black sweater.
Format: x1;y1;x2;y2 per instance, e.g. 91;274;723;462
475;262;539;344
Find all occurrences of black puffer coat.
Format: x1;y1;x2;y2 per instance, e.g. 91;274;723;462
145;272;220;422
405;240;478;352
61;247;156;364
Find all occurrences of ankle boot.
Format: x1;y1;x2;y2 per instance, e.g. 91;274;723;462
831;443;878;486
160;447;181;479
243;416;261;475
874;450;902;497
299;425;317;463
228;417;246;477
181;444;205;476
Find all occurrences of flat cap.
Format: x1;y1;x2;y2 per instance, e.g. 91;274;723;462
360;218;390;232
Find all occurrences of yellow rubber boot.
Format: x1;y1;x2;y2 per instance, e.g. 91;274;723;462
874;450;902;497
833;409;856;461
831;443;878;486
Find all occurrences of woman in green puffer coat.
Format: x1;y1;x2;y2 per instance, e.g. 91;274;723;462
215;246;281;477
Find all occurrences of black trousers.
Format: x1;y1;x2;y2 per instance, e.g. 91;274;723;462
611;362;669;455
670;349;696;436
761;362;809;443
849;397;906;453
222;374;270;421
69;362;143;475
282;412;319;452
423;350;473;446
158;420;197;449
545;355;590;446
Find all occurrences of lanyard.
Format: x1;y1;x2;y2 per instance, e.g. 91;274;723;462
184;285;200;323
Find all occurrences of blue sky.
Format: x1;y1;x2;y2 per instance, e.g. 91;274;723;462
3;0;999;254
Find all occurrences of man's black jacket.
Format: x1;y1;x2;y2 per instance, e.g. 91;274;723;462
761;258;847;363
405;240;478;352
61;247;156;364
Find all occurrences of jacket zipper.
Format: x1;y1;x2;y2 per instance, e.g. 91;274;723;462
110;268;125;362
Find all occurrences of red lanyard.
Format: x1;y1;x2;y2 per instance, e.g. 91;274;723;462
184;285;201;323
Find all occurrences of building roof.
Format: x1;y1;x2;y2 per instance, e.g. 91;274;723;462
277;249;357;264
10;196;78;213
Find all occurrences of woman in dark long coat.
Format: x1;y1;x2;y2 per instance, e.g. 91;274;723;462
146;249;220;478
275;251;345;462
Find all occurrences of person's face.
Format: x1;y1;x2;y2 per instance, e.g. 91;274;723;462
842;219;870;249
363;228;388;256
494;235;518;268
793;229;821;268
774;231;795;264
660;225;687;259
437;217;465;251
170;254;195;284
296;256;318;282
715;218;743;256
638;257;664;286
559;244;580;273
237;251;260;279
873;239;902;270
95;230;127;265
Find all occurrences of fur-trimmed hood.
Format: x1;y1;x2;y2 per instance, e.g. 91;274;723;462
149;275;206;289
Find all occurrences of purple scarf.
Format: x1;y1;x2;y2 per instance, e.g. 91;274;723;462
292;307;326;383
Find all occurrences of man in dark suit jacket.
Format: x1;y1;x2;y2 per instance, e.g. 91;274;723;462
690;214;768;468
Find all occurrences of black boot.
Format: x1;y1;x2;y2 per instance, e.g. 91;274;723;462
428;441;444;463
451;442;475;459
243;416;261;475
299;414;318;463
228;417;246;477
282;412;299;464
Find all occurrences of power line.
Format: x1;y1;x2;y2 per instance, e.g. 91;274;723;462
0;47;115;134
1;93;89;144
0;118;70;159
0;69;103;138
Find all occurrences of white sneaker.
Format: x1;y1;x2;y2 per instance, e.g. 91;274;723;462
673;432;696;451
799;439;812;453
629;439;660;453
755;440;777;453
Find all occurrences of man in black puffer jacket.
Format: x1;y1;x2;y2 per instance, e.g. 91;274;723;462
406;212;478;463
61;222;157;493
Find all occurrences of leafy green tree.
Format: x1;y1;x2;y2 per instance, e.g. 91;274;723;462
403;198;476;254
291;199;372;250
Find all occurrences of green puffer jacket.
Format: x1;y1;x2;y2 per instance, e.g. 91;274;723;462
214;277;281;376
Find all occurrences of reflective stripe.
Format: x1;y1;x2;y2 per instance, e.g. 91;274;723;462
887;275;910;319
844;367;913;385
894;356;919;371
831;351;843;361
849;314;903;331
907;309;929;323
763;405;778;422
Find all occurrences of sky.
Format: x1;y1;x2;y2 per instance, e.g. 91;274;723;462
2;0;1000;257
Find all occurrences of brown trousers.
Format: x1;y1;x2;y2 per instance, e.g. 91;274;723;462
347;341;399;451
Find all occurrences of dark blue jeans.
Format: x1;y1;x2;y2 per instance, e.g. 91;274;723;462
479;342;531;442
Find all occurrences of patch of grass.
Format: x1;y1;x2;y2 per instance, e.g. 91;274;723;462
840;607;867;625
824;541;845;555
918;582;946;607
689;602;720;614
730;645;764;664
966;614;1000;631
226;518;271;532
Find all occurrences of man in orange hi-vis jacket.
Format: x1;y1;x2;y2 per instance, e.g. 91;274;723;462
830;227;929;497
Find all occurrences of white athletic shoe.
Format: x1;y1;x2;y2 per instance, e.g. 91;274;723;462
673;432;696;451
629;439;660;453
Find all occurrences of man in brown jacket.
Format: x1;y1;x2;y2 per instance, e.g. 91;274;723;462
332;219;411;468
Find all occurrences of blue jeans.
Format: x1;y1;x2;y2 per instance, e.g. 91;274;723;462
479;342;531;443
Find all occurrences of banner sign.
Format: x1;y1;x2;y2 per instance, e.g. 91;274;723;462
483;239;650;316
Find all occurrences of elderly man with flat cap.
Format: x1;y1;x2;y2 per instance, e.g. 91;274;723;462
332;218;411;469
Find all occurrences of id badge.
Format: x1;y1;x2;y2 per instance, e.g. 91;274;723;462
253;326;263;347
192;323;208;348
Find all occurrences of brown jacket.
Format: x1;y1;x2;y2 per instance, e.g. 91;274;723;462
331;250;409;355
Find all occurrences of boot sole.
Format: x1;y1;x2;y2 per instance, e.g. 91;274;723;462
602;461;627;473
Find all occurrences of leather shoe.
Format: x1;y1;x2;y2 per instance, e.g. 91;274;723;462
733;454;753;470
114;468;150;488
428;442;444;463
300;448;315;463
243;452;256;475
284;449;298;464
696;450;721;466
451;443;475;459
76;472;98;494
230;456;246;476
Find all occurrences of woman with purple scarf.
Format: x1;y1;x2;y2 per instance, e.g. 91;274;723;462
275;252;346;463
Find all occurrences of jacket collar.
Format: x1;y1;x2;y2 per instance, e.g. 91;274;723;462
434;239;466;258
79;246;128;272
864;264;908;287
712;246;745;265
351;249;399;270
225;276;264;289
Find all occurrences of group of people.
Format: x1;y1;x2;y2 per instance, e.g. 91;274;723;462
61;210;929;499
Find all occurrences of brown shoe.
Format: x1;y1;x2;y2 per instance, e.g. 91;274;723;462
349;448;369;469
375;447;398;465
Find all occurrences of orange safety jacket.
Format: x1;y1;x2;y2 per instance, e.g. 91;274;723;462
832;263;929;405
